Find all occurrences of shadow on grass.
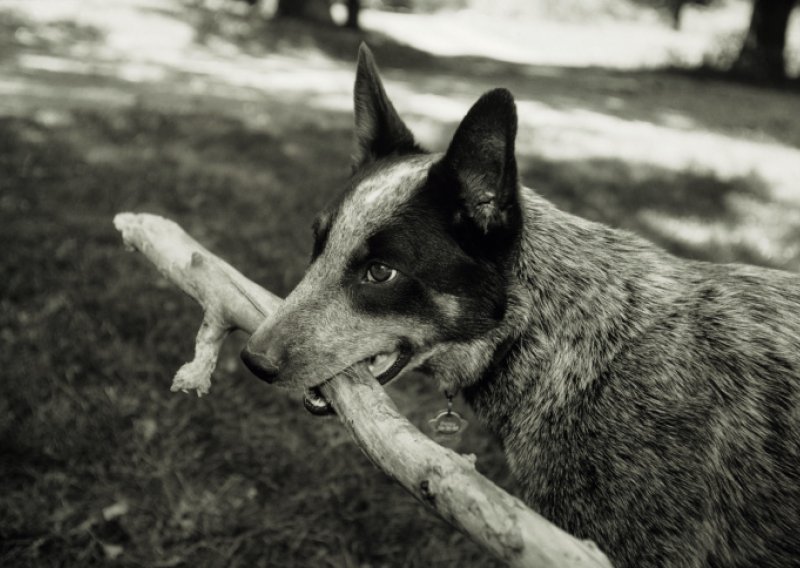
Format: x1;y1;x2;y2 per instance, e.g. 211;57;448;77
156;0;440;68
152;2;800;149
666;63;800;94
2;7;800;564
3;3;800;153
0;8;104;62
0;109;511;567
520;156;800;269
3;100;797;565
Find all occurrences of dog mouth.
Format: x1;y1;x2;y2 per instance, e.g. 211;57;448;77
303;348;412;415
368;349;412;385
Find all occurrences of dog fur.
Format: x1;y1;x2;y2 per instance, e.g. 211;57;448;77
242;45;800;567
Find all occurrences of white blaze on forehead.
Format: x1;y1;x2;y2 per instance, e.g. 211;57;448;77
323;155;438;266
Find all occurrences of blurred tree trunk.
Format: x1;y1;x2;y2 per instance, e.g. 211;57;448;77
733;0;796;81
345;0;360;29
275;0;333;25
631;0;716;32
669;1;683;30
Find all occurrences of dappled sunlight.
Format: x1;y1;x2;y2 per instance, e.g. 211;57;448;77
363;9;687;68
641;205;800;270
2;0;799;216
0;75;137;110
364;1;799;74
655;109;697;130
5;1;800;565
362;2;754;69
3;0;799;251
18;53;99;75
519;156;800;271
513;99;800;204
342;82;800;209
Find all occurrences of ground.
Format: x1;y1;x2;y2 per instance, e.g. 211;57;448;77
1;0;800;566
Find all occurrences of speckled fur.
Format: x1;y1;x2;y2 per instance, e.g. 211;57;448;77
246;46;800;567
463;190;800;567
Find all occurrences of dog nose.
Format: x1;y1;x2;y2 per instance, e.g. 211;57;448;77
240;347;281;384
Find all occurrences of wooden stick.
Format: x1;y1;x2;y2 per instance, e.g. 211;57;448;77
114;212;613;568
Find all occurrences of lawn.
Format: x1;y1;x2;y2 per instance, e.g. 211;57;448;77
2;0;800;566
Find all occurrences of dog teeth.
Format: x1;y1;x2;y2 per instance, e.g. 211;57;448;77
305;386;328;408
303;386;334;415
367;351;399;377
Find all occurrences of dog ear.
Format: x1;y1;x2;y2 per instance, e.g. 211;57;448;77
437;88;519;234
352;43;419;170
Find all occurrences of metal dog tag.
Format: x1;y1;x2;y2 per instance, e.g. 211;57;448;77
428;409;468;444
428;390;468;446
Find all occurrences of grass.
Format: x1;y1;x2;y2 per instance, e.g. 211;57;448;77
0;104;511;567
2;1;800;566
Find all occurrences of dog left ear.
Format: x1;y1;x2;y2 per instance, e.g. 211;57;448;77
436;88;519;234
352;43;420;170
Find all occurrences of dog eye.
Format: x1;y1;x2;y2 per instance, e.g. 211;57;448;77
365;262;398;284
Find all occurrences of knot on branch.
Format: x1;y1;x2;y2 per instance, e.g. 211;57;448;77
172;316;230;397
114;212;615;568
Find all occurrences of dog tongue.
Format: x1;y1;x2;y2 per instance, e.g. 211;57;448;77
368;351;399;378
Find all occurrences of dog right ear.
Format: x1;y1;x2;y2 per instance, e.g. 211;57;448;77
352;43;419;171
434;88;520;237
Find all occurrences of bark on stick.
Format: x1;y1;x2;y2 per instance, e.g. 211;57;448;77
113;212;613;568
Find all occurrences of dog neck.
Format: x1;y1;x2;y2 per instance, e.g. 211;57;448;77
463;187;683;436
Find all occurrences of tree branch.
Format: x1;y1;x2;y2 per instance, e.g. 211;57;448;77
114;212;613;568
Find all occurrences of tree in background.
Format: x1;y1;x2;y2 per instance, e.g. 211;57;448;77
668;0;714;29
275;0;334;25
634;0;797;80
733;0;797;81
272;0;362;28
630;0;715;30
346;0;361;28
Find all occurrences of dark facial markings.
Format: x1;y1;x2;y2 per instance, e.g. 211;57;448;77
426;160;523;261
343;182;512;341
311;157;424;265
308;153;521;346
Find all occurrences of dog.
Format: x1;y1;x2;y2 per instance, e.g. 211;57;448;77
241;45;800;567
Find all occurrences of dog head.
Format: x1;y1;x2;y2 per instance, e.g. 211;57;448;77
241;44;523;411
